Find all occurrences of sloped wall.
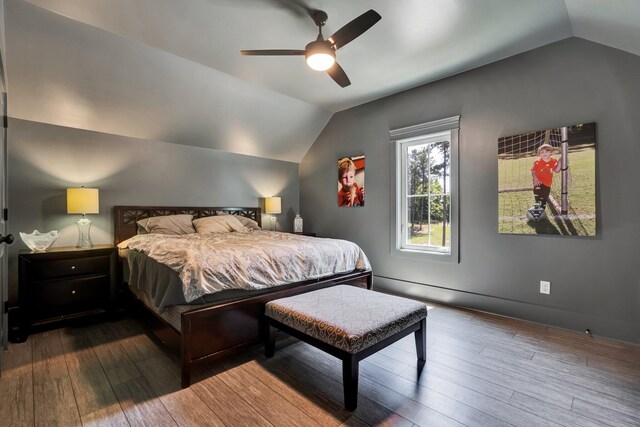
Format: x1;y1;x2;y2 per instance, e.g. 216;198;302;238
300;38;640;343
5;0;331;163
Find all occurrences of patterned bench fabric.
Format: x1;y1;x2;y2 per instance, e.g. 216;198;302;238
265;285;428;354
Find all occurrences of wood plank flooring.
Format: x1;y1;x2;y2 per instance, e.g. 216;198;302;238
1;301;639;426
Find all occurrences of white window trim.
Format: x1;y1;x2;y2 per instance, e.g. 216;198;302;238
390;116;460;262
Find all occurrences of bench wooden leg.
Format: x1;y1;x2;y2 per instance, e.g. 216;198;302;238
342;355;359;411
415;318;426;362
265;322;276;358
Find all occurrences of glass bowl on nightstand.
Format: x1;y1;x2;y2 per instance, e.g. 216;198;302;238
19;230;59;252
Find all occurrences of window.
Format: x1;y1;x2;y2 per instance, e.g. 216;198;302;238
391;116;459;260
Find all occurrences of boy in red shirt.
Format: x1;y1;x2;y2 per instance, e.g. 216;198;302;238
531;143;561;209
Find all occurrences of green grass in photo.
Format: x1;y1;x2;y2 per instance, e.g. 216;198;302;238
498;144;596;236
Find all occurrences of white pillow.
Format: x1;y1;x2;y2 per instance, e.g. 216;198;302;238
137;214;195;235
193;215;248;233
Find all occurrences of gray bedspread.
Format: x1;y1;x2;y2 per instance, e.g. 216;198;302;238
119;231;371;312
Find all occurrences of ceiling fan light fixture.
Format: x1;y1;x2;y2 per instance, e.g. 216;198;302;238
241;9;381;86
305;40;335;71
306;52;335;71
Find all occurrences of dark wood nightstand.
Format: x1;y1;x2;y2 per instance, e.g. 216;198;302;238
18;244;117;339
292;232;316;237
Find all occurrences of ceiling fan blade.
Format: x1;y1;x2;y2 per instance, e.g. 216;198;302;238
327;62;351;87
270;0;313;17
328;9;381;50
240;49;305;56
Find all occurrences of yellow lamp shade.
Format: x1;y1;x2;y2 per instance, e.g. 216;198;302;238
67;188;99;214
265;196;281;214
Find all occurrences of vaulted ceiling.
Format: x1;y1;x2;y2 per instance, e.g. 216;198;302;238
5;0;640;162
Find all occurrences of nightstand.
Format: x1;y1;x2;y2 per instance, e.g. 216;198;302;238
18;244;117;339
292;232;317;237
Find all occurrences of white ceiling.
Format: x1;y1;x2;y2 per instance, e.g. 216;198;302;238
6;0;640;162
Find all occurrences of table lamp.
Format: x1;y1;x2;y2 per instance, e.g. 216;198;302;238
67;187;99;247
264;196;281;231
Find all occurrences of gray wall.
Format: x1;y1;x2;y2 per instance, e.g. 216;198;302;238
300;37;640;343
8;119;300;301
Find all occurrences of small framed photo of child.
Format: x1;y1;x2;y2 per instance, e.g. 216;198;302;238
498;122;596;236
338;155;365;207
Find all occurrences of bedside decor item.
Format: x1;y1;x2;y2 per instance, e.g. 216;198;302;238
294;212;303;233
19;230;58;252
67;187;99;248
265;196;281;231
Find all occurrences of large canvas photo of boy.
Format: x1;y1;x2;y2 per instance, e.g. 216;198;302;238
498;122;596;236
338;155;365;207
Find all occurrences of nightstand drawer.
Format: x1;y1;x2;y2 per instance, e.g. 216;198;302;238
17;245;117;339
29;255;111;280
31;275;108;312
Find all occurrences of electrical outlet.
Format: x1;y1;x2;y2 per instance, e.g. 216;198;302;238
540;280;551;294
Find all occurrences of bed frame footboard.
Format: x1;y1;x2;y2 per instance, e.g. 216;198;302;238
179;270;372;387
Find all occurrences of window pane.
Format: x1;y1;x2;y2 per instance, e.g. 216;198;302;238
406;140;450;197
405;195;451;249
407;144;430;195
429;140;450;196
406;196;429;245
427;196;451;249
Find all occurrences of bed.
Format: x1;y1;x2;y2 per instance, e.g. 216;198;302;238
114;205;373;387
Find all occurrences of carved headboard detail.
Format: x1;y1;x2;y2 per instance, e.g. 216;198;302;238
113;205;262;244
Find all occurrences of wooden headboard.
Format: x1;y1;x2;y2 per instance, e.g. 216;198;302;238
113;206;262;244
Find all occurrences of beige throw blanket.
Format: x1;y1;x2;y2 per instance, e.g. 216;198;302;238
118;231;371;303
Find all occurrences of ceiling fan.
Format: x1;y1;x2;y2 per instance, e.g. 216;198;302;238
240;9;382;88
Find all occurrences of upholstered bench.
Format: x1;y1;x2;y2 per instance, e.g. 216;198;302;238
264;285;428;410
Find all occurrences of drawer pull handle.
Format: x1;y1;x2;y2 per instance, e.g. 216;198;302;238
71;290;76;295
71;266;76;270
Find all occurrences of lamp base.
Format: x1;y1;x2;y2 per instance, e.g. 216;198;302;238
76;216;94;248
270;216;276;231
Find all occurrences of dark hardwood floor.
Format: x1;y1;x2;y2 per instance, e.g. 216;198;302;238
1;301;639;426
